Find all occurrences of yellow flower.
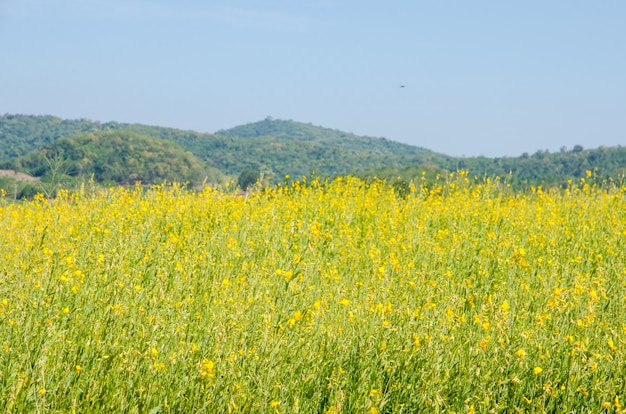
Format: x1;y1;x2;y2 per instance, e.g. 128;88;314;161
608;338;617;351
481;320;490;331
414;336;421;348
293;310;302;321
533;367;543;375
288;310;303;326
200;358;215;379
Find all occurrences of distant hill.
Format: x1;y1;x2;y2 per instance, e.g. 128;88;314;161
4;131;222;186
449;146;626;187
209;118;453;179
370;145;626;189
1;114;625;190
216;117;440;157
0;114;450;182
0;114;106;160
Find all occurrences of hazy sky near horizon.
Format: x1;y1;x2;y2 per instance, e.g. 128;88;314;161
1;0;624;157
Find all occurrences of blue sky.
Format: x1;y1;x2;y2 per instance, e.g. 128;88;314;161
1;0;624;157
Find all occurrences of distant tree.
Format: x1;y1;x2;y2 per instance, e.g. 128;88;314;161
572;145;584;153
237;169;260;191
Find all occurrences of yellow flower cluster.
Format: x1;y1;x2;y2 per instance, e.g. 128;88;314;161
0;176;625;411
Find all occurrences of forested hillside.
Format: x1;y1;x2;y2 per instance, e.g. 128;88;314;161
369;146;626;189
448;147;626;187
0;114;449;181
3;131;222;186
216;117;440;157
1;114;624;191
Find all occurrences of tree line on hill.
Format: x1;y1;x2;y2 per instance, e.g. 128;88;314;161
0;114;624;198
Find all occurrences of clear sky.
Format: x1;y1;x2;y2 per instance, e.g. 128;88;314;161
1;0;624;157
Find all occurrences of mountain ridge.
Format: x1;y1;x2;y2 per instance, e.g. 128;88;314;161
1;114;625;192
0;114;449;181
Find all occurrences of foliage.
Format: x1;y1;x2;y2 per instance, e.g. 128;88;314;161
0;114;106;161
2;114;626;189
7;131;220;186
0;115;449;182
1;175;626;411
445;146;626;189
237;169;260;191
216;117;438;157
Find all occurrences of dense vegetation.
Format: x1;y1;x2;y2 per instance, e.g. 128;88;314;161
442;146;626;188
0;114;448;184
2;176;626;411
216;116;439;157
4;131;222;187
367;144;626;192
1;114;624;193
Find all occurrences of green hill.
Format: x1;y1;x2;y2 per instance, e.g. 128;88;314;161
215;117;439;157
1;114;625;190
447;147;626;187
0;114;107;160
375;146;626;190
0;114;450;182
6;131;222;186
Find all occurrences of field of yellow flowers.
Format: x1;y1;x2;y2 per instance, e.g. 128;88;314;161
1;174;625;412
